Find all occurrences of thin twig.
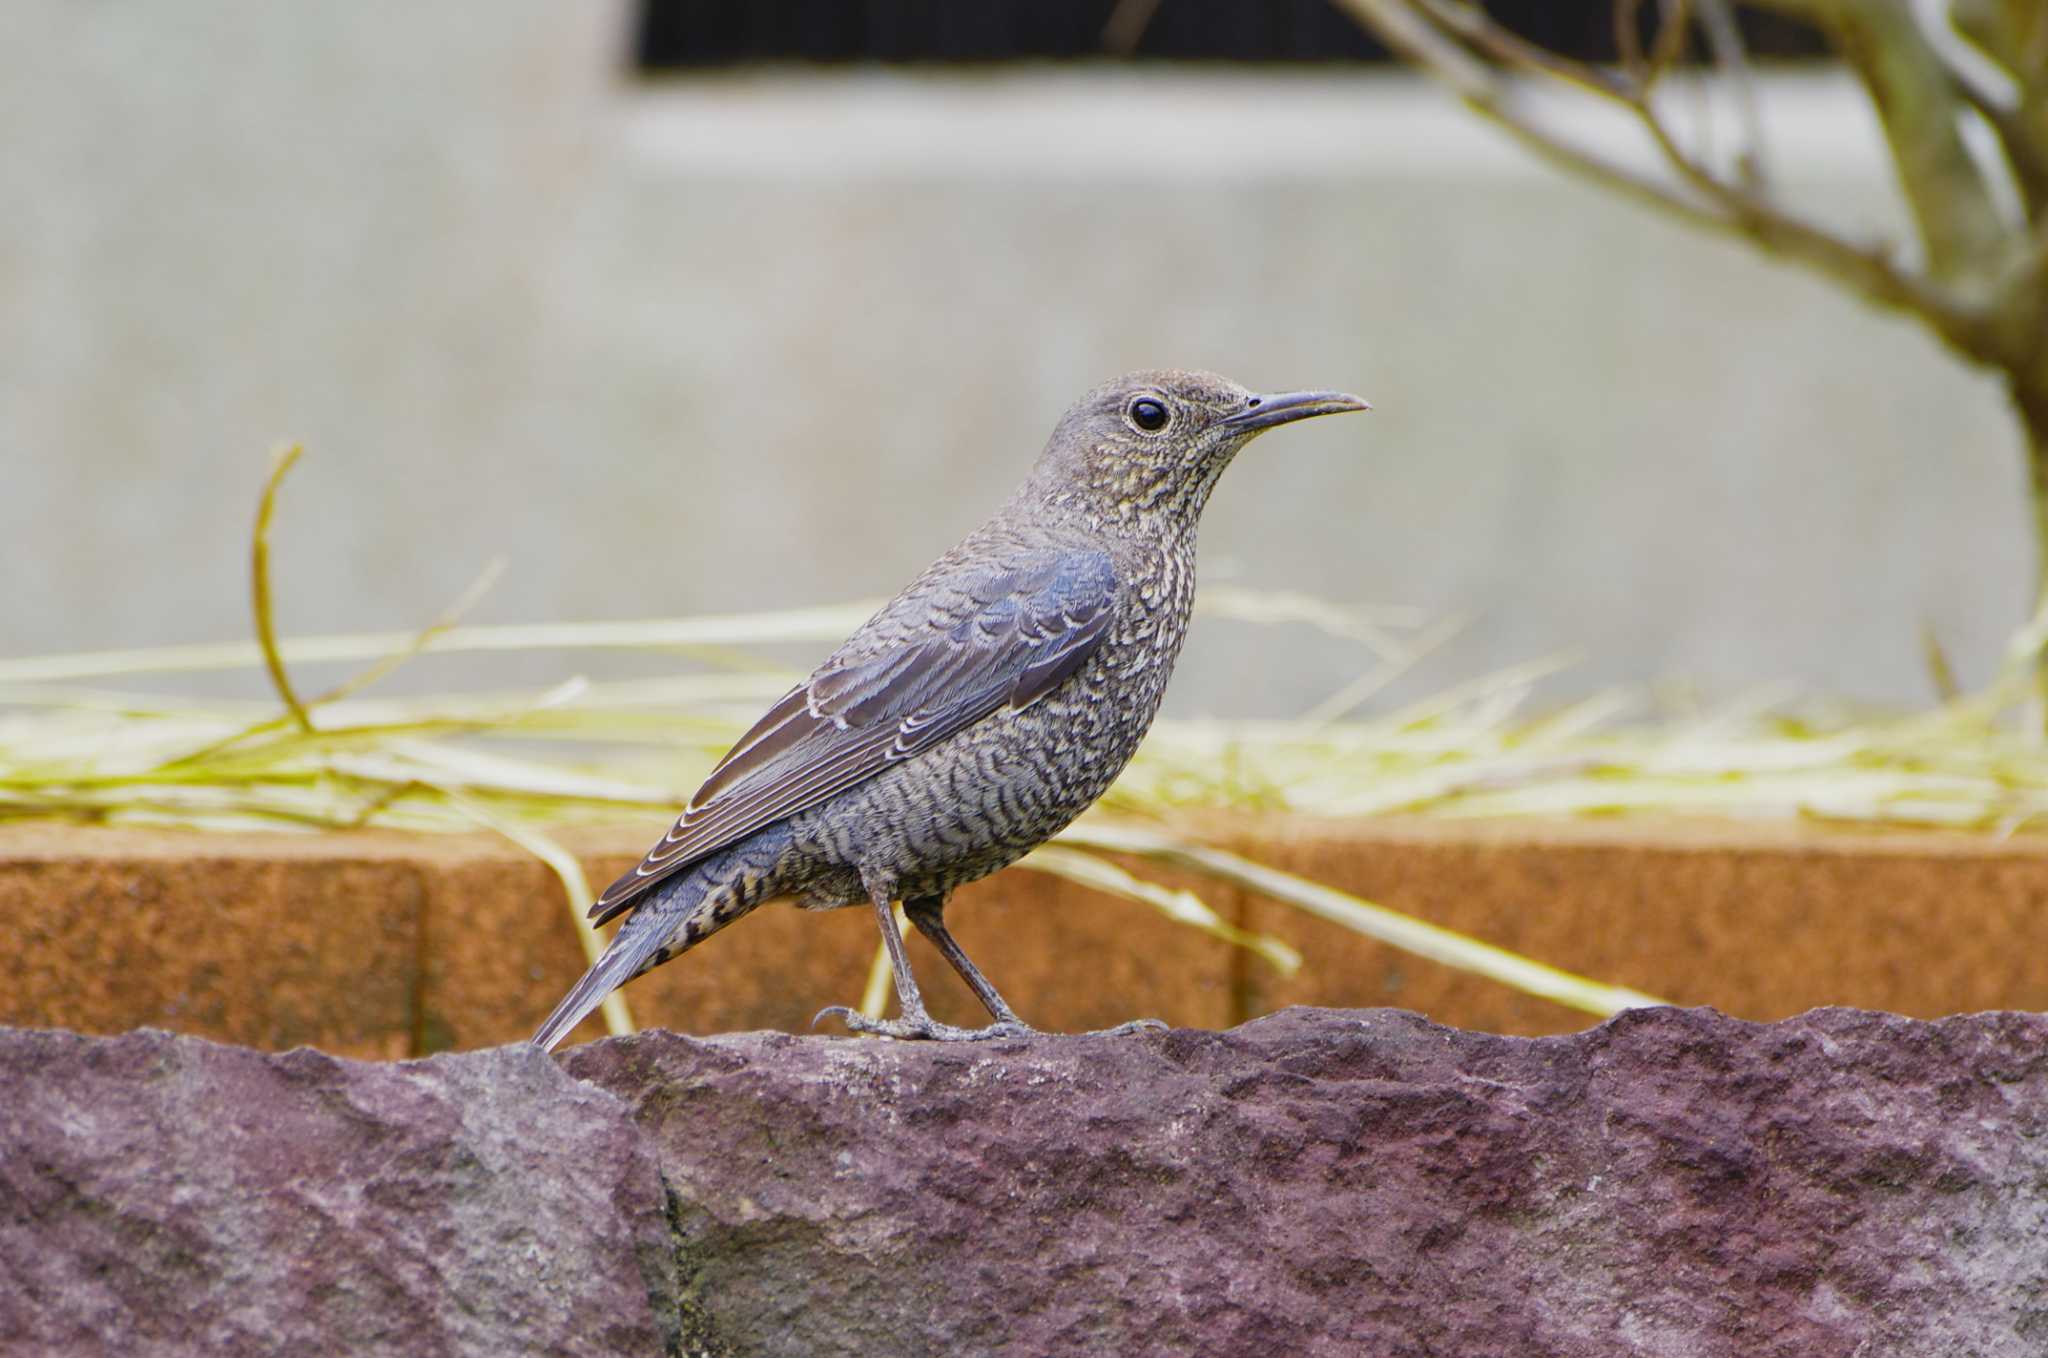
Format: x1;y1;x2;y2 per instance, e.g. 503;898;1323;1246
1421;0;1634;99
1333;0;2002;367
1646;0;1694;86
1697;0;1769;190
1101;0;1164;56
1616;0;1649;84
1614;0;1693;93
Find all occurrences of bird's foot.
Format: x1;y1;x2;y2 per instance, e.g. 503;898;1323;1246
812;1005;1039;1042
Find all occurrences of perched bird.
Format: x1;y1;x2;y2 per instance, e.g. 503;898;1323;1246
532;370;1367;1050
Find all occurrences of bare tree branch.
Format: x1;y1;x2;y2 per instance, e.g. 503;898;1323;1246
1100;0;1164;58
1613;0;1700;93
1754;0;2020;290
1698;0;1773;190
1418;0;1637;100
1344;0;2048;621
1340;0;1722;220
1646;0;1697;89
1616;0;1652;82
1333;0;2000;365
1949;0;2048;214
1954;85;2048;215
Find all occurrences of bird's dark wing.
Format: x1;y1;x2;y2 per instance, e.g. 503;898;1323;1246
589;551;1118;924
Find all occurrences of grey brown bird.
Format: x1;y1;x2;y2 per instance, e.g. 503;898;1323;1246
532;370;1367;1050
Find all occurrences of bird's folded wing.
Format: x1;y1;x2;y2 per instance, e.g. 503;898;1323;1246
589;550;1119;924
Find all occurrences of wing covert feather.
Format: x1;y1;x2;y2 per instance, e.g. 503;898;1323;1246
589;551;1118;923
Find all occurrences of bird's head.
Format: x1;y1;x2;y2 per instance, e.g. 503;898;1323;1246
1025;369;1369;530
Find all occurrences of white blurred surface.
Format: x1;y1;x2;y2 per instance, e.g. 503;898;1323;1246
0;3;2026;716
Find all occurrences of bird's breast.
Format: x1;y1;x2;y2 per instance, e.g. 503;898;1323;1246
787;539;1199;901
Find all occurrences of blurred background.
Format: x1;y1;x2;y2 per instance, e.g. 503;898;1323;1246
2;0;2032;717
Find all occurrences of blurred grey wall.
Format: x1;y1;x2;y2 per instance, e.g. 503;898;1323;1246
0;1;2027;716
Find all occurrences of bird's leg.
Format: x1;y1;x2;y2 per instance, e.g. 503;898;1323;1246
815;889;1022;1042
905;894;1168;1039
902;895;1036;1032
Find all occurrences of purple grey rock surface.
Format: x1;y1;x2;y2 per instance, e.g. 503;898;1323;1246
0;1029;681;1357
562;1006;2048;1358
4;1007;2046;1357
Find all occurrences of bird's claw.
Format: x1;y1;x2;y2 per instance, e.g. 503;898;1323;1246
811;1006;1166;1042
1092;1017;1170;1037
812;1005;1039;1042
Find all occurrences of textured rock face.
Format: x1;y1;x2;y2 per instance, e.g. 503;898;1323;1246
0;1030;680;1357
4;1008;2046;1357
565;1007;2048;1358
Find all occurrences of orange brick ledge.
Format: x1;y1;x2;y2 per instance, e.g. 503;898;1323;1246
4;816;2043;1058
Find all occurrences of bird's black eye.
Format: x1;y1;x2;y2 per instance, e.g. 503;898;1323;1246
1129;398;1170;433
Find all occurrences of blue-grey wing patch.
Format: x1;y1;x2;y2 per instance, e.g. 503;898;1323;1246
589;551;1118;924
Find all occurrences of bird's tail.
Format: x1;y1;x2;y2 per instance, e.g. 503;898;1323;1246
530;826;793;1052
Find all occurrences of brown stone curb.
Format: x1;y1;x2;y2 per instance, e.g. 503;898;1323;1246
0;821;1235;1058
5;816;2045;1057
1226;815;2048;1034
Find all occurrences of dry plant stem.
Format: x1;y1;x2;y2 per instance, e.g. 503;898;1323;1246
0;607;885;686
0;589;1401;689
166;559;513;770
252;445;314;733
1019;845;1303;973
245;449;640;1038
1061;822;1670;1018
442;789;637;1041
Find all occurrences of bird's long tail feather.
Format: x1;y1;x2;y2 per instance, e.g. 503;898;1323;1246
530;827;792;1052
529;918;664;1053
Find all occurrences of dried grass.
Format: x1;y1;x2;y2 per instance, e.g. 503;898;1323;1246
13;451;2036;1032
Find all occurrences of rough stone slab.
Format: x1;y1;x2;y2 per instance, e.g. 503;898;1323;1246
5;1008;2046;1357
0;1028;680;1357
563;1006;2048;1358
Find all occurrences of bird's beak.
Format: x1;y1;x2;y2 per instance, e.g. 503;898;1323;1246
1221;390;1373;433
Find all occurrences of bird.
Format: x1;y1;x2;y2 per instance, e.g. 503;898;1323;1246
531;369;1368;1050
